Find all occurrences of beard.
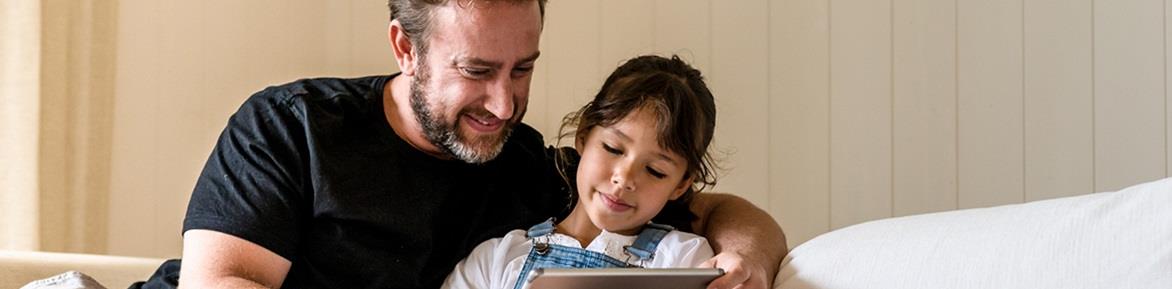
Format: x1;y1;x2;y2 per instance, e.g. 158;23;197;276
409;66;514;164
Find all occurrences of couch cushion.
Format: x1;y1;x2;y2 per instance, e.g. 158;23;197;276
776;177;1172;289
0;250;164;289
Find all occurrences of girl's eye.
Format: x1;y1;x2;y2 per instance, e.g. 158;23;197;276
602;143;622;155
646;167;667;179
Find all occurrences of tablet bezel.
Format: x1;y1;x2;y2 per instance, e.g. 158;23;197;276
526;268;724;289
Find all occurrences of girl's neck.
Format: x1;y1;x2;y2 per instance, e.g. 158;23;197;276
556;206;602;247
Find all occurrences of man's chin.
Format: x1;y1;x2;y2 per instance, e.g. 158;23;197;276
448;129;511;163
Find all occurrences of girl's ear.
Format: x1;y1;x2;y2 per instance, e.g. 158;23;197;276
574;133;586;152
669;175;695;200
388;20;418;76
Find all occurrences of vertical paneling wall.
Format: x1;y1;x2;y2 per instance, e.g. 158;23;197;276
107;0;1172;257
522;0;1172;248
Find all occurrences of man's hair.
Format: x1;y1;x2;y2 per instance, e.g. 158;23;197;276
387;0;548;57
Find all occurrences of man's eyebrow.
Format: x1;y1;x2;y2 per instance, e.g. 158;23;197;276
454;51;542;68
518;51;541;64
454;57;501;69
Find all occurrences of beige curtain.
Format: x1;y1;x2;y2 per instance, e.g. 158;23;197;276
0;0;117;254
1;0;44;252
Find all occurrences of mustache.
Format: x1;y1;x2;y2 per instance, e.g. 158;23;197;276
460;106;521;124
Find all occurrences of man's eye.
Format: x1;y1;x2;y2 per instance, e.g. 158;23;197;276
461;67;490;77
511;66;534;78
602;144;622;155
646;167;667;179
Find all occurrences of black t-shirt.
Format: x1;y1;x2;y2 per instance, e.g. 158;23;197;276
183;74;571;289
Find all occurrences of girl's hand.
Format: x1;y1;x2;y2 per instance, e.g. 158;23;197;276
699;252;771;289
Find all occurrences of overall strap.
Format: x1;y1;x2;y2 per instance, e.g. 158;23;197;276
526;218;557;238
623;223;675;262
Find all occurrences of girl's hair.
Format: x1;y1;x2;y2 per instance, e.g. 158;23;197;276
555;55;718;231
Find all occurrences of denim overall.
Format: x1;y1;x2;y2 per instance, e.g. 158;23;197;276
512;218;674;289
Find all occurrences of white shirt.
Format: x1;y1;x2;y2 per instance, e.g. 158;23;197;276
441;229;714;289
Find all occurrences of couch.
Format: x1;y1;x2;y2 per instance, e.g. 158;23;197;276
0;250;163;289
5;178;1169;289
775;177;1172;289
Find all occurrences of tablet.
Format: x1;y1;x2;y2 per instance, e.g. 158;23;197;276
525;268;724;289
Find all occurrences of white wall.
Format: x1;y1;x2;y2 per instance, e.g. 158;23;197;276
104;0;1172;257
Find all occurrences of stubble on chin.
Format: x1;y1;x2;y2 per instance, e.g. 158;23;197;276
448;123;512;164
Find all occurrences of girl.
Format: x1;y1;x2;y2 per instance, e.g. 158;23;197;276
442;55;719;289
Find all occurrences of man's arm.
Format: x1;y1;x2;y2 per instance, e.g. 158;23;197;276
690;193;788;289
178;230;292;289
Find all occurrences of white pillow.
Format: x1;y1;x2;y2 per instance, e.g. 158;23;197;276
775;177;1172;289
21;271;107;289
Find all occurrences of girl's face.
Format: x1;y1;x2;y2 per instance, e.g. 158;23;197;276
574;106;693;235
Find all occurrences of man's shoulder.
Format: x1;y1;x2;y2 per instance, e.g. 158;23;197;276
509;122;543;144
230;75;392;126
500;122;548;158
244;75;390;110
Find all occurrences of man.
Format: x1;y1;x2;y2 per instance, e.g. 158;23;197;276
176;0;786;288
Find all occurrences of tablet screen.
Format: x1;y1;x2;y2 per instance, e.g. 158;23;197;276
526;268;724;289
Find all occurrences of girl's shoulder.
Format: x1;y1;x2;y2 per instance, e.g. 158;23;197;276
658;230;709;248
464;229;532;262
648;231;714;268
497;229;534;251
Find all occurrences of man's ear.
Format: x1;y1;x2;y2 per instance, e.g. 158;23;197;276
669;175;695;201
388;20;418;76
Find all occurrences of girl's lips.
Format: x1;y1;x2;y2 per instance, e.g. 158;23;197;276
598;192;633;212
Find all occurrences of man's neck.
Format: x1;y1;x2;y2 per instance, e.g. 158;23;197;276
383;74;451;160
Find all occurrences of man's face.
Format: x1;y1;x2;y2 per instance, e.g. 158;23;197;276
410;1;542;164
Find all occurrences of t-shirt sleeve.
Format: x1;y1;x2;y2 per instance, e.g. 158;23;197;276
182;91;308;260
442;230;529;289
651;232;716;268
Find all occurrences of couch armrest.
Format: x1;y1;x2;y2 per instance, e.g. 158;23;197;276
0;250;165;289
776;177;1172;289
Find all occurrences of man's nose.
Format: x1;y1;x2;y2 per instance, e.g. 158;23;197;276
484;77;515;120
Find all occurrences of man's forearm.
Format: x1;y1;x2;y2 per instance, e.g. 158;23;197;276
691;193;788;281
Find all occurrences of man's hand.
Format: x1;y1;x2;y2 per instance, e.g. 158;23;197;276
700;252;772;289
690;193;787;289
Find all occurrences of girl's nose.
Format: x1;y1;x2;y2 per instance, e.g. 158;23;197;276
611;169;636;192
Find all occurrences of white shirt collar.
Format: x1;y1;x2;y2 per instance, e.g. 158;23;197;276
546;231;640;265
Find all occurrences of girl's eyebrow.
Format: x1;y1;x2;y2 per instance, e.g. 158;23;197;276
604;127;679;165
604;126;631;141
654;152;680;166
